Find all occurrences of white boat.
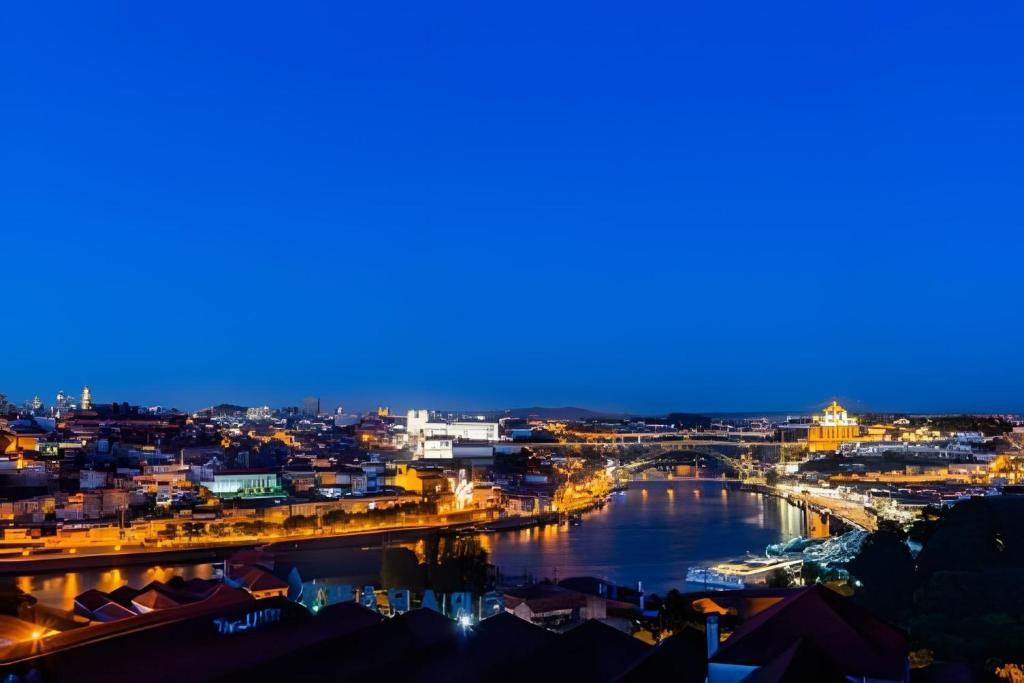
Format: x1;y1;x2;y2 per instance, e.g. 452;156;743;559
686;556;803;589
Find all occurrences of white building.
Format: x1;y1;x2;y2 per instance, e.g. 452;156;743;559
246;406;272;421
406;410;499;440
405;410;499;458
839;440;978;460
816;401;857;427
422;437;454;459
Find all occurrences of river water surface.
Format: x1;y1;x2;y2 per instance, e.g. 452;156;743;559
485;480;807;595
17;480;807;608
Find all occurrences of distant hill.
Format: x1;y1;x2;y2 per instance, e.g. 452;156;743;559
210;403;248;415
499;406;633;420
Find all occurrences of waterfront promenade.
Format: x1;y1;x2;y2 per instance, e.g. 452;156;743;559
789;491;878;531
0;509;496;575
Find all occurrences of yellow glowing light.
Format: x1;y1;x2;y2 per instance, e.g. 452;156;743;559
31;631;41;640
68;548;77;554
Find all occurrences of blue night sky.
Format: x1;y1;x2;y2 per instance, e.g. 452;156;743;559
4;2;1024;414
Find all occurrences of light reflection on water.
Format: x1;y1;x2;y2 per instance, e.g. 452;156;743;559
487;480;806;596
18;481;809;608
16;563;216;611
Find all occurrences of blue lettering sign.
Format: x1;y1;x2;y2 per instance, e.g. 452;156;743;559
213;608;282;635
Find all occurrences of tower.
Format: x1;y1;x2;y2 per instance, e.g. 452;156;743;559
807;400;859;452
81;386;92;410
55;391;69;417
302;396;320;417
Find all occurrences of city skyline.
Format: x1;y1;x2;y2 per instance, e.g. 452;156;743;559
2;384;1020;417
4;3;1024;678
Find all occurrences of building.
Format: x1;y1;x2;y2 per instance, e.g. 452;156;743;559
80;386;92;410
210;470;283;498
706;585;908;682
0;427;41;455
502;584;609;629
302;397;320;417
393;463;448;496
807;401;860;453
224;560;294;600
246;406;272;421
55;390;72;417
840;440;977;461
405;410;500;457
422;436;454;459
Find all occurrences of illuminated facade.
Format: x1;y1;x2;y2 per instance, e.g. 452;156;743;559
245;405;272;420
209;470;282;498
807;401;860;453
55;390;72;417
0;431;39;455
80;386;92;411
405;409;499;456
393;463;448;496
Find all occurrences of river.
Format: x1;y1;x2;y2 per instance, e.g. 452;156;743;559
15;480;808;609
485;480;807;595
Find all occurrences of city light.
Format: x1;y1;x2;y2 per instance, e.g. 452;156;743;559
1;6;1019;675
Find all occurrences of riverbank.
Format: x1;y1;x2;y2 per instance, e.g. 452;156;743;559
0;497;617;576
487;480;807;596
741;482;877;532
0;513;494;575
15;480;810;610
480;495;608;533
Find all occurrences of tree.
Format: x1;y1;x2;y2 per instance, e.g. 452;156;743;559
660;588;701;634
765;568;793;588
428;537;490;594
801;561;844;585
233;521;263;537
916;497;1024;574
847;530;915;619
381;548;425;591
765;469;780;487
323;509;348;528
283;515;316;532
181;522;205;542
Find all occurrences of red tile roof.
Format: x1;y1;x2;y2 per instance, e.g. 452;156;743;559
710;585;907;681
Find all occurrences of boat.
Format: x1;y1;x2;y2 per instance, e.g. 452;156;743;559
686;556;803;589
685;567;745;590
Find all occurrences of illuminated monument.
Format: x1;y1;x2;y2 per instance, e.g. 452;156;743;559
80;386;92;410
807;400;860;453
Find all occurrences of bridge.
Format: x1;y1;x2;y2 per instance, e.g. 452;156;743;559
518;436;808;480
522;437;793;448
614;444;751;476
